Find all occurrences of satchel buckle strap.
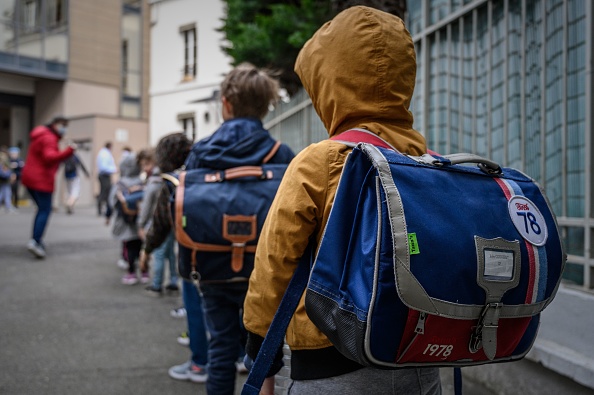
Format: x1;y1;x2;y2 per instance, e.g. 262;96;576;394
469;302;502;359
223;214;257;273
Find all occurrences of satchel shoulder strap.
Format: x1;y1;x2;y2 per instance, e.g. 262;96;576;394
242;242;314;395
330;128;397;151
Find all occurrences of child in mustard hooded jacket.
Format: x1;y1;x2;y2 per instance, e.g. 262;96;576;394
243;6;442;395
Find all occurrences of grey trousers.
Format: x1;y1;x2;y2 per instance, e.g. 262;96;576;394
287;367;441;395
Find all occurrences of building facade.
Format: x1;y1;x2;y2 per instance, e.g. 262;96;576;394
148;0;232;146
0;0;150;206
406;0;593;291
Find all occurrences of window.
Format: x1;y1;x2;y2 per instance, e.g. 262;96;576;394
21;0;39;32
180;24;197;81
178;113;196;141
122;39;129;93
46;0;67;28
121;2;142;118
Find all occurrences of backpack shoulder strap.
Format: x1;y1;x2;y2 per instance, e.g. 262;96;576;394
242;241;314;395
262;141;282;164
330;128;397;151
161;173;180;187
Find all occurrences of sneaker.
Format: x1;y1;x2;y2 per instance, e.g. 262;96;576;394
177;331;190;346
168;360;207;383
145;285;162;296
170;306;187;319
188;363;208;383
121;273;138;285
117;259;128;270
27;239;46;259
165;284;180;295
140;272;150;284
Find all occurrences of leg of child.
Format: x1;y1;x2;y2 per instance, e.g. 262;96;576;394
150;239;166;291
164;232;179;289
126;239;142;274
183;280;208;369
0;184;8;210
11;180;19;208
201;285;246;395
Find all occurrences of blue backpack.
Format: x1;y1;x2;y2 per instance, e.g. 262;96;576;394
243;130;565;395
307;131;565;368
114;182;144;224
165;142;288;284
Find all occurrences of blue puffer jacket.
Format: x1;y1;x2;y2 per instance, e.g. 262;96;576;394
185;118;294;170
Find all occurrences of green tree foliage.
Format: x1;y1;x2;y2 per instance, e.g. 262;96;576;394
220;0;335;95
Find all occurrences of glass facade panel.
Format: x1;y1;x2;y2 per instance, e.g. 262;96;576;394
544;0;565;215
461;16;473;152
429;0;449;25
448;22;460;152
563;262;584;285
566;0;586;218
427;34;437;148
563;226;584;256
437;29;448;153
490;2;505;165
524;0;543;181
507;0;522;169
475;7;488;157
407;0;423;36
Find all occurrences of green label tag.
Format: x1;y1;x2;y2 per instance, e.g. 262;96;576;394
182;215;187;228
408;233;420;255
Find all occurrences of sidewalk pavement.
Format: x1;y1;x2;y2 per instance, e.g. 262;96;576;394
0;205;246;395
2;205;590;395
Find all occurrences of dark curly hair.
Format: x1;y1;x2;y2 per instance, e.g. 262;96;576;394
155;132;192;173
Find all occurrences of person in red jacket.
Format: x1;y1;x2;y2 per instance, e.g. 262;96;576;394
21;115;76;258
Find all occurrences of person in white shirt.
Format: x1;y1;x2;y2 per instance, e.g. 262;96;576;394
96;141;117;216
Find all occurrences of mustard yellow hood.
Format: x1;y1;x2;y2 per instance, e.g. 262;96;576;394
294;6;426;155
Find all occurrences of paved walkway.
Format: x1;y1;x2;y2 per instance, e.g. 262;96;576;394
0;205;247;395
5;204;587;395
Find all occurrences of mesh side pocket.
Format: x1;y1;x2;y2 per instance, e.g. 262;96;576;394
305;289;368;366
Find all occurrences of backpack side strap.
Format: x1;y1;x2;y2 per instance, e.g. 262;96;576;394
161;173;180;187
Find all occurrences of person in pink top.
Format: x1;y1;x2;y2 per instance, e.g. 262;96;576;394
21;115;76;259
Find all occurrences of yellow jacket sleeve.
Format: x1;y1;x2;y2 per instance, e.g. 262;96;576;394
244;140;349;349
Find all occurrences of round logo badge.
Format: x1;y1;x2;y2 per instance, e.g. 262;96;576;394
508;196;548;246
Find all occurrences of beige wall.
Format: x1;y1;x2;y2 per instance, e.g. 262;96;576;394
56;115;149;206
34;80;65;125
64;80;119;118
68;0;151;120
69;0;121;88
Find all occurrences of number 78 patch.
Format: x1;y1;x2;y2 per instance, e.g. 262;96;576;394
507;196;548;246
